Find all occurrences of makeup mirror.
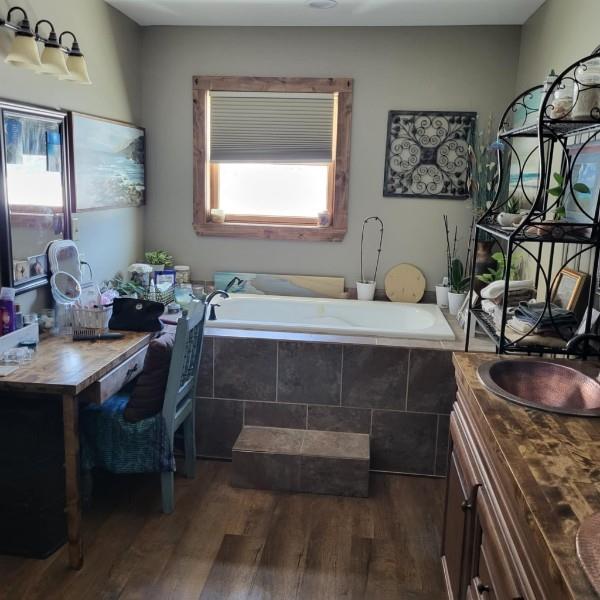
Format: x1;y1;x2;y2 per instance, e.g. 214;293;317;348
50;271;81;304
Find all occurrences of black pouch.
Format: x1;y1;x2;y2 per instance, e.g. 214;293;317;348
108;298;164;332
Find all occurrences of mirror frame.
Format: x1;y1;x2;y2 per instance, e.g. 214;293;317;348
0;99;72;295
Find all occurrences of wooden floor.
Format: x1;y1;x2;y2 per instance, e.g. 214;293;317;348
0;461;447;600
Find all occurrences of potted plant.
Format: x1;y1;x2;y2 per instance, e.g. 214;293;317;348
144;249;174;272
444;215;474;315
448;259;470;315
468;116;507;291
357;216;384;301
476;251;523;285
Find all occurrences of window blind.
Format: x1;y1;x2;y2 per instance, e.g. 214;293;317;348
209;91;335;163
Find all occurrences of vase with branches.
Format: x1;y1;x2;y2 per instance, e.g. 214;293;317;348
357;216;384;301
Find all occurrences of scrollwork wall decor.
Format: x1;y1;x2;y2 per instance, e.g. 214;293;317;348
383;110;476;199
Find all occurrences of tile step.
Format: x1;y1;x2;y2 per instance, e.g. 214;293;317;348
231;426;369;497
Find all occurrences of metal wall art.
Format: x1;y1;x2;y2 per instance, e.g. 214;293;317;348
383;110;476;199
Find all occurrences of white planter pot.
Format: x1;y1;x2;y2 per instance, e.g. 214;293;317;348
151;264;165;272
448;291;467;316
435;285;450;308
356;281;376;301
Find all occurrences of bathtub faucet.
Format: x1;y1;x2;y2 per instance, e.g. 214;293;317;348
204;289;230;321
225;276;245;293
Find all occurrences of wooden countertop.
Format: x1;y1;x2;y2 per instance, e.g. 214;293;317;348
0;331;151;396
453;352;600;600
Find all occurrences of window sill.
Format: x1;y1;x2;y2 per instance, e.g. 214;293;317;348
194;220;346;241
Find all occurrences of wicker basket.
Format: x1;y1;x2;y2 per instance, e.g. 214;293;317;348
71;305;112;338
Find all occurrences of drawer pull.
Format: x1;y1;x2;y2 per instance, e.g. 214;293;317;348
461;499;473;512
477;583;491;594
125;364;139;379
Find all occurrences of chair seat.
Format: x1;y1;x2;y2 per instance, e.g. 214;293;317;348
80;393;174;474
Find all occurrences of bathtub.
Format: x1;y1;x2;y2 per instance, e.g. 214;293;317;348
206;294;455;341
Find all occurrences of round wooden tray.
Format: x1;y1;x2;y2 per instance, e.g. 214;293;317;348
384;263;426;303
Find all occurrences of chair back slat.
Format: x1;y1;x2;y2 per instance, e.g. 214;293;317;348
162;303;207;437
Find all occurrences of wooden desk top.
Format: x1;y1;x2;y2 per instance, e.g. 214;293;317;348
454;352;600;600
0;331;151;396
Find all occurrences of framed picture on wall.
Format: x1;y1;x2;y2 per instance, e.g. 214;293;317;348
69;112;145;211
382;110;476;199
563;140;600;224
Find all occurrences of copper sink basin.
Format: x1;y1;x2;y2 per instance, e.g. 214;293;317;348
478;360;600;417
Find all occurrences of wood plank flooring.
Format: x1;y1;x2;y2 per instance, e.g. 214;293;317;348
0;461;447;600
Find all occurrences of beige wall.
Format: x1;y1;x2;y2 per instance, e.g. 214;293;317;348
141;26;521;290
516;0;600;91
0;0;143;309
516;0;600;283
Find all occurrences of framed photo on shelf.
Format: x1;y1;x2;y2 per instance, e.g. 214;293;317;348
69;112;145;212
551;268;588;312
564;140;600;223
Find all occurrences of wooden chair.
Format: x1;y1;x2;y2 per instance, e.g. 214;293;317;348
80;302;207;514
160;302;207;512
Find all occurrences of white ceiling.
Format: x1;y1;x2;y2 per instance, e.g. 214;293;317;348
104;0;546;27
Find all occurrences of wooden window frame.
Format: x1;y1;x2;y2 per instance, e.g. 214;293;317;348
193;76;352;242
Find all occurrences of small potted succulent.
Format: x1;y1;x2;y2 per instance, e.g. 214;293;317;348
144;249;174;272
448;258;470;315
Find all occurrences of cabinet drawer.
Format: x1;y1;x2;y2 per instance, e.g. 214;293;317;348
470;489;524;600
80;347;147;404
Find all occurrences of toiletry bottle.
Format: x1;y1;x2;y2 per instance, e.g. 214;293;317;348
0;288;16;336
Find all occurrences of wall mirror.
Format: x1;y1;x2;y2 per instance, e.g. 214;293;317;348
0;101;71;294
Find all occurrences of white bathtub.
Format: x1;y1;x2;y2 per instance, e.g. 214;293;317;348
206;294;455;341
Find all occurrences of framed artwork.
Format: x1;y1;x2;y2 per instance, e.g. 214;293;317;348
551;268;588;311
69;112;145;211
383;110;476;199
27;254;48;279
563;140;600;223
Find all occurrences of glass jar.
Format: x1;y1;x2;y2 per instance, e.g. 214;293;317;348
174;265;191;285
573;58;600;120
550;79;574;119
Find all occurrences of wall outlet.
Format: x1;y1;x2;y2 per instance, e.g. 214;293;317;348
72;217;80;241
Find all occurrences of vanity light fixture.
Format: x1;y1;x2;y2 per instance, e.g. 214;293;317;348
2;7;41;70
0;6;91;83
35;20;69;77
58;31;91;85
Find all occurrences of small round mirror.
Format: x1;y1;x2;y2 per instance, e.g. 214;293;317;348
51;271;82;304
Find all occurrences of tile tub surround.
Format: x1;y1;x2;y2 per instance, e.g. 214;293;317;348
195;335;461;476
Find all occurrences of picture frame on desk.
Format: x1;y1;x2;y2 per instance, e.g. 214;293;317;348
551;268;588;313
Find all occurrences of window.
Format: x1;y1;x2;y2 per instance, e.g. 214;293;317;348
193;76;353;241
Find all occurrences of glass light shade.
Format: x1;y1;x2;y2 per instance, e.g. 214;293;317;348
38;46;69;77
61;54;91;84
4;34;42;70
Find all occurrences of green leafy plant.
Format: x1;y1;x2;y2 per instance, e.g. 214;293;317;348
476;252;523;284
450;258;470;294
505;194;521;215
444;215;474;293
103;275;145;298
144;249;173;267
548;173;591;220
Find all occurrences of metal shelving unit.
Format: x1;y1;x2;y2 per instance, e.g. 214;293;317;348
465;46;600;357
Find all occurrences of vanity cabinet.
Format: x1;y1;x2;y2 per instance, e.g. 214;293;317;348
442;354;597;600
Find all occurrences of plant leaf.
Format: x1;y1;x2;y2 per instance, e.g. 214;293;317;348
553;172;565;185
574;182;591;194
548;186;562;197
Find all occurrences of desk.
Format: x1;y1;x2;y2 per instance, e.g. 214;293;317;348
0;331;151;569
